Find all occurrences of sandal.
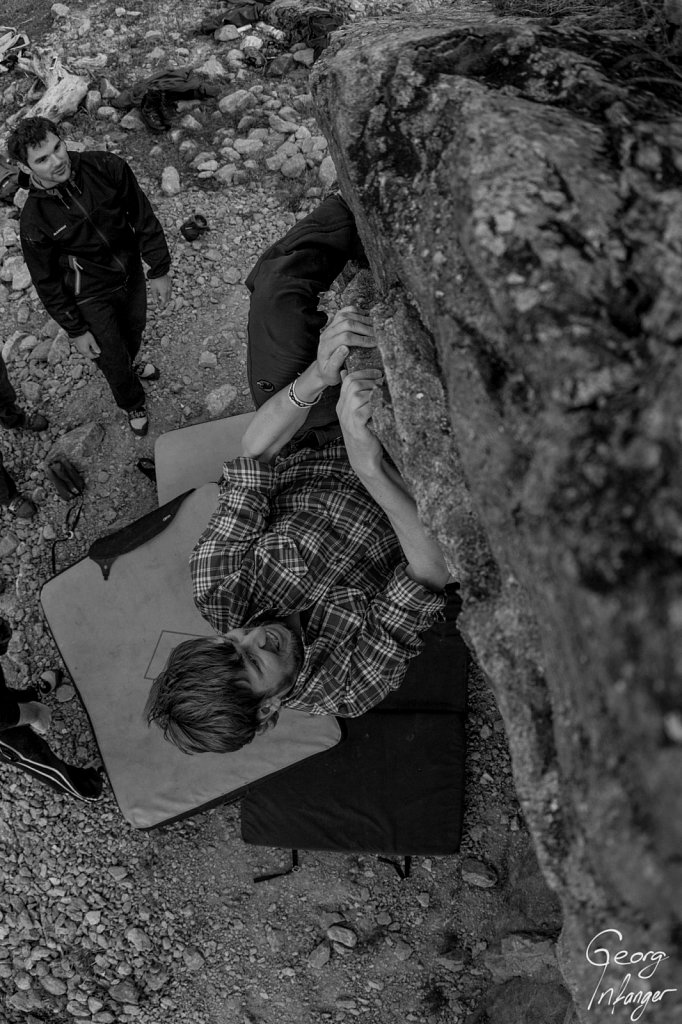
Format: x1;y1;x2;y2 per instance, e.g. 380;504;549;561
180;213;209;242
127;407;149;437
7;494;37;519
136;457;157;483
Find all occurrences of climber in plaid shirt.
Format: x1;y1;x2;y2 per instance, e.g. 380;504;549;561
145;196;450;754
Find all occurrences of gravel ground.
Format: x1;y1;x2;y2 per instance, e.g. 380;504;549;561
0;3;565;1023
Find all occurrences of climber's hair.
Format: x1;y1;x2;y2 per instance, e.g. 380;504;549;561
7;117;62;165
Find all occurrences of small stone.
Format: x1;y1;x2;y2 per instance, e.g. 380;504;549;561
293;48;315;67
461;858;498;888
0;533;19;557
233;138;263;157
182;946;204;971
120;111;145;131
161;167;181;196
66;999;91;1018
40;975;68;996
218;90;255;116
214;164;239;185
109;980;139;1004
197;56;227;79
100;78;120;100
198;351;218;368
85;90;102;113
215;24;241;42
392;939;414;961
126;927;151;952
52;4;70;18
85;910;101;926
318;154;337;189
19;334;40;351
280;154;307;179
11;263;32;291
205;383;237;417
308;942;330;968
326;925;357;948
55;684;76;703
107;866;128;881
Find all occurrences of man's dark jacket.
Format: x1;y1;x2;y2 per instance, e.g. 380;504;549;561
19;150;171;338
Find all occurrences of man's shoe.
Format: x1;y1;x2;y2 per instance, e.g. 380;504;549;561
134;361;161;381
158;92;175;129
140;91;168;134
127;407;149;437
0;616;12;656
7;494;37;519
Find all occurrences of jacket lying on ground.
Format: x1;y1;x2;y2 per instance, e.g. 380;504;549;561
19;150;171;338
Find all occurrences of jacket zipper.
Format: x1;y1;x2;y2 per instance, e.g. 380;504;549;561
68;255;83;296
64;185;128;276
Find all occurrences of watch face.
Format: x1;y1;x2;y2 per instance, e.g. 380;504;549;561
256;379;275;393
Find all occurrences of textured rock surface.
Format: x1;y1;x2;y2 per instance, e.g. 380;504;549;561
312;12;682;1021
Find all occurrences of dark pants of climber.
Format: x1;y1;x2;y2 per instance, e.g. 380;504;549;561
79;256;148;412
245;194;366;441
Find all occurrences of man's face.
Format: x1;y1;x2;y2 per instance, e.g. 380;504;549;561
21;133;71;187
223;620;304;698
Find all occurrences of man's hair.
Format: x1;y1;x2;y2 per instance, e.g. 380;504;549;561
7;117;61;165
144;637;265;754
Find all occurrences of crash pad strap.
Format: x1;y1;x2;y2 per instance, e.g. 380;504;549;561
88;489;192;579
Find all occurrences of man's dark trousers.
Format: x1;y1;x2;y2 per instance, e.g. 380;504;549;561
79;256;147;412
246;195;365;434
0;457;18;508
0;354;22;429
0;356;20;507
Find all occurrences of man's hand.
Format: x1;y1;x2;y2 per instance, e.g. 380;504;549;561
316;306;375;387
72;331;101;359
337;368;384;477
149;274;172;308
20;701;52;736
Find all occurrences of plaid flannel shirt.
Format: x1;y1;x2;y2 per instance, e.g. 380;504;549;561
191;441;445;716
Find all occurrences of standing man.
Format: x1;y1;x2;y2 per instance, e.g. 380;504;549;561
7;117;172;437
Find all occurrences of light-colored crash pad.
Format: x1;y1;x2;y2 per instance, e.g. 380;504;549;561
40;485;341;829
154;412;255;504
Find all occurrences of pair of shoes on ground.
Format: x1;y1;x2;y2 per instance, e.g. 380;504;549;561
6;409;49;432
7;494;37;519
